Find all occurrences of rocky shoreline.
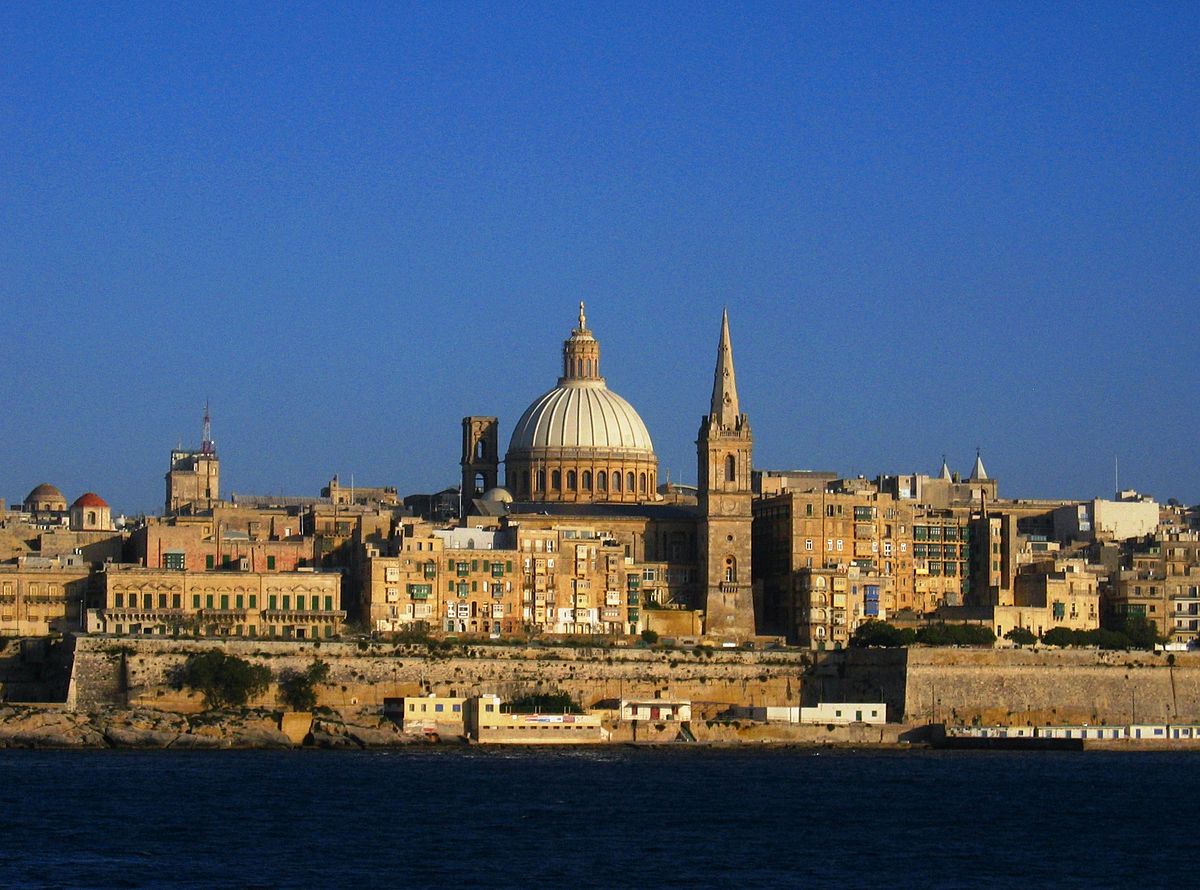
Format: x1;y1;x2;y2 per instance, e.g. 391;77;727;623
0;705;433;750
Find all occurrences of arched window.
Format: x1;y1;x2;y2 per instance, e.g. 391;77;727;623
613;472;622;492
567;470;577;491
536;470;545;492
552;470;561;491
521;470;530;495
639;473;647;494
582;470;592;491
474;473;486;496
724;556;737;583
597;471;607;491
725;454;736;482
585;358;592;376
475;440;486;460
627;472;636;493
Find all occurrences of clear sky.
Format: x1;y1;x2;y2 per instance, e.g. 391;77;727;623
2;3;1197;515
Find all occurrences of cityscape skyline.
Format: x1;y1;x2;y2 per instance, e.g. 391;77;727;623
3;5;1197;512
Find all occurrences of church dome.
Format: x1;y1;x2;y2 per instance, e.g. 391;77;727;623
480;487;513;504
508;380;654;454
71;492;109;509
504;303;659;504
24;483;67;512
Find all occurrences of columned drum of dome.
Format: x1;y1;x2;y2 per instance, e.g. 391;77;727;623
505;303;658;504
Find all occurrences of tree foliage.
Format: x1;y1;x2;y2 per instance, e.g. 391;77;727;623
179;651;271;709
1004;627;1037;646
851;620;995;648
1040;617;1163;651
278;659;330;712
640;629;659;644
504;692;584;714
850;621;915;648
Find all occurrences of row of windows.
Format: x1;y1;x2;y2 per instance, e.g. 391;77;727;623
165;554;281;571
516;469;653;495
111;593;337;611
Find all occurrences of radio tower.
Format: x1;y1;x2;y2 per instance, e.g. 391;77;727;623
201;401;215;455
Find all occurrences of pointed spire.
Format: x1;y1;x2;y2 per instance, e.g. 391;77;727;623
939;454;952;481
577;301;587;332
710;308;740;428
970;447;988;481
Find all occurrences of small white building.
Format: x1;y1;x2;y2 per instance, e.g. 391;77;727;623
798;702;886;725
620;699;691;722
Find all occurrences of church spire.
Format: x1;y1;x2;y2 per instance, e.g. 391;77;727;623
710;308;741;428
970;448;989;481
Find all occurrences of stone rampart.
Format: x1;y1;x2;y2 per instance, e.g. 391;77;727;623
70;636;809;713
814;647;1200;726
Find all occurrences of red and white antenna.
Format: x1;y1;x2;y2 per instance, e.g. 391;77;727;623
201;401;215;455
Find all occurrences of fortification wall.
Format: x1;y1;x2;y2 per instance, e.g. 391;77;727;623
901;647;1200;726
68;637;1200;731
807;647;1200;727
70;637;809;713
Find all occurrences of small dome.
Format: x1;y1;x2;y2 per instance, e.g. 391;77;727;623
25;483;66;505
71;492;109;509
508;380;655;454
480;487;514;504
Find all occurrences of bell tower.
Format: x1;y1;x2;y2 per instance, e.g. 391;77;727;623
461;416;499;503
697;310;756;639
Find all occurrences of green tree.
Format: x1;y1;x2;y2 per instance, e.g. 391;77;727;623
277;659;331;712
1004;627;1037;646
178;651;271;709
640;629;659;644
505;691;584;714
850;621;916;648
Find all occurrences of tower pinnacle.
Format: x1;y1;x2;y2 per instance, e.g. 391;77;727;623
709;308;741;428
578;300;587;332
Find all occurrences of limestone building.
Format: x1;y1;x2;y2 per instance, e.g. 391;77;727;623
165;406;220;515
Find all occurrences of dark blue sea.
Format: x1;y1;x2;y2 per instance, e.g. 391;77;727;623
0;747;1193;888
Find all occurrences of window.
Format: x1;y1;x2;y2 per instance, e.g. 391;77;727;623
582;470;592;491
639;473;647;494
552;470;561;491
805;539;813;551
613;472;622;492
164;552;185;571
725;454;736;482
627;472;635;492
567;470;577;491
205;555;214;570
724;557;737;583
267;556;276;570
597;471;607;491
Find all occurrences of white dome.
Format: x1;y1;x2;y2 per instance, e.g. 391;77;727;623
508;379;654;454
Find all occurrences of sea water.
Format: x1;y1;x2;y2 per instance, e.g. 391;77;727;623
0;747;1193;888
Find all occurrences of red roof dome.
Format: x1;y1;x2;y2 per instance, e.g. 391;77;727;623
71;492;109;509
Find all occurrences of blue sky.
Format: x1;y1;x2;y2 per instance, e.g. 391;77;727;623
2;3;1197;514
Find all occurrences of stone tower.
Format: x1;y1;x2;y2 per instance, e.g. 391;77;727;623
165;405;220;515
697;310;756;639
461;416;500;501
